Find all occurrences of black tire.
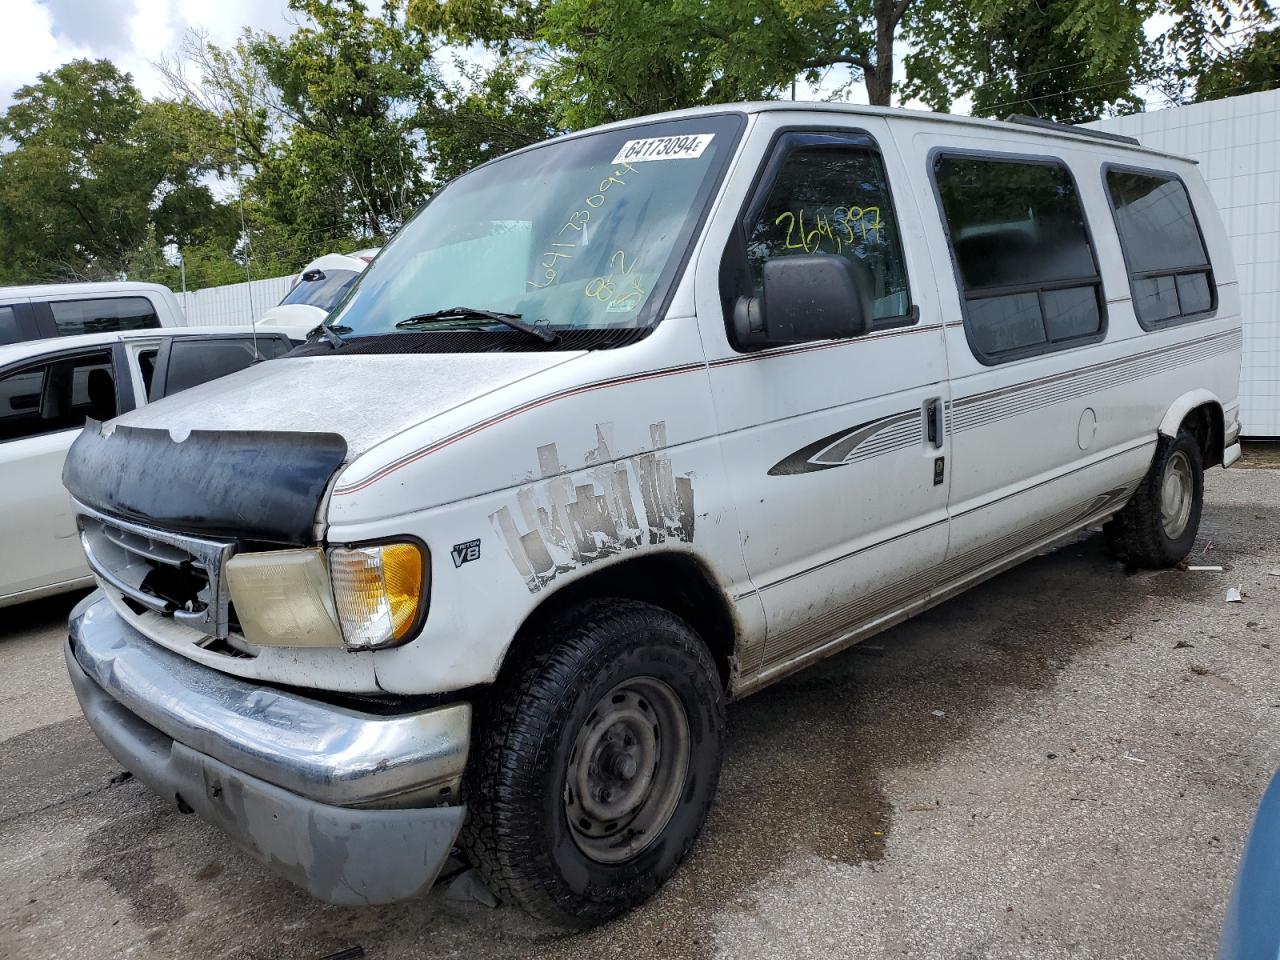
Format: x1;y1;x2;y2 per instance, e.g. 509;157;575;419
461;599;725;928
1105;430;1204;568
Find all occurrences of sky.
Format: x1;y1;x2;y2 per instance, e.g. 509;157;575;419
0;0;296;110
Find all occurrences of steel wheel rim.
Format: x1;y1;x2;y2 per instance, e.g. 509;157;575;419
564;676;690;864
1161;449;1194;539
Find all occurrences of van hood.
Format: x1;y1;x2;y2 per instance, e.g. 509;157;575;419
63;352;579;544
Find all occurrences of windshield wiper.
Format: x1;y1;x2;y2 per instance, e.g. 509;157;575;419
396;307;558;344
309;322;349;350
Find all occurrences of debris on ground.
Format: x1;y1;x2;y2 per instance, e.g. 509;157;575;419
1187;565;1224;571
1226;585;1244;602
1174;640;1195;649
930;709;946;718
445;868;499;908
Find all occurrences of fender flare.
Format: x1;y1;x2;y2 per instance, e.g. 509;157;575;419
1159;389;1222;439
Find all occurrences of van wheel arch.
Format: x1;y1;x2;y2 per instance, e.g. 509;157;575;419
1159;393;1224;468
497;552;740;692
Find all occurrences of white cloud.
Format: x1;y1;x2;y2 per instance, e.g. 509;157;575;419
43;0;137;53
1;0;295;110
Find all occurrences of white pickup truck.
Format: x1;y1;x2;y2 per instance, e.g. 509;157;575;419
62;103;1241;928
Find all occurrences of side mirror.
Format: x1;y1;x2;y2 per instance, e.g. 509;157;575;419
733;254;871;349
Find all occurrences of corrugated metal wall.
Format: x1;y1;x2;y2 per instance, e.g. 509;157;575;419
1088;90;1280;437
175;275;293;328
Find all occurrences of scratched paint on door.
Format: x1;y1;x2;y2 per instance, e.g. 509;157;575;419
489;422;695;592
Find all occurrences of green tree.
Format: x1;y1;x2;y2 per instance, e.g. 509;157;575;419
420;58;554;182
902;0;1147;122
532;0;808;127
1195;26;1280;100
0;59;235;284
412;0;814;131
162;1;442;272
248;0;437;242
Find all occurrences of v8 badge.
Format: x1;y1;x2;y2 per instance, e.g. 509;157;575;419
451;539;481;568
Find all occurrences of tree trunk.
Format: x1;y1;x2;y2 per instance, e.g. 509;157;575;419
865;0;896;106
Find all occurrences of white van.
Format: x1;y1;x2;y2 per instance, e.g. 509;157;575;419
0;281;185;345
256;249;380;341
61;104;1242;927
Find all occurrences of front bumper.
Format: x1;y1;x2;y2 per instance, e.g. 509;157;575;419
67;591;471;905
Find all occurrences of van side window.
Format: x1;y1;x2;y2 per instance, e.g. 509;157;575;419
0;351;116;442
933;155;1104;362
1104;169;1215;327
746;141;912;327
49;296;160;336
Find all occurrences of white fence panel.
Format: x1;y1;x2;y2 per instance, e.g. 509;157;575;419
176;275;292;327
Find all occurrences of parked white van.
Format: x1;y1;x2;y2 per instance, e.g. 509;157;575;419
0;281;185;345
62;104;1242;927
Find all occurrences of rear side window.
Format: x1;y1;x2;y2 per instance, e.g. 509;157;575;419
745;136;912;327
0;305;19;345
157;337;288;399
49;296;160;336
0;351;116;442
280;270;360;311
1104;168;1215;327
934;154;1104;363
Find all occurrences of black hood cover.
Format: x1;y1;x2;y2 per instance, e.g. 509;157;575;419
64;423;348;545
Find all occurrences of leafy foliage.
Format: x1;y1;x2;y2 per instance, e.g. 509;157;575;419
0;60;235;284
903;0;1148;122
1;0;1277;290
1195;25;1280;100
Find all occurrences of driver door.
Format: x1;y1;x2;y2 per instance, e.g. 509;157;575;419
700;121;952;681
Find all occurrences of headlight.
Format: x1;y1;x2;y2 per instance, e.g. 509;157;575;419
328;541;427;649
225;548;344;648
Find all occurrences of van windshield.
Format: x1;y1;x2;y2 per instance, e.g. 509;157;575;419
328;114;742;342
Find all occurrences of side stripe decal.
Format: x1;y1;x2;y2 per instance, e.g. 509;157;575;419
767;409;921;476
335;324;1237;496
951;328;1240;433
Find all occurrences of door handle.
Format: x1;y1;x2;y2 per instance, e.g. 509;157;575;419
925;398;944;449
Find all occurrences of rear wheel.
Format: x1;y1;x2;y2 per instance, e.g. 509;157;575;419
461;599;725;928
1105;430;1204;568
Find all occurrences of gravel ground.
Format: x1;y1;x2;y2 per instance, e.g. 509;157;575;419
1;465;1278;960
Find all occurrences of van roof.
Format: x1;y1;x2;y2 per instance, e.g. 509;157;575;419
539;101;1194;166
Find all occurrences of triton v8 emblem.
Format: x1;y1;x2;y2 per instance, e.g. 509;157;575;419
451;539;481;568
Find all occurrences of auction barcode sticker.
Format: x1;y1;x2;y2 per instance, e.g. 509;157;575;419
611;134;715;164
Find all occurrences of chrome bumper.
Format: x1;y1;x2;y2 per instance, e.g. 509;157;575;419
67;591;471;904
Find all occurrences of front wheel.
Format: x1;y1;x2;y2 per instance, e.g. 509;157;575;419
1105;430;1204;568
461;599;725;928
